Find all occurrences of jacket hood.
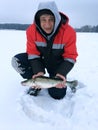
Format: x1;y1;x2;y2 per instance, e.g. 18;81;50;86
34;1;61;37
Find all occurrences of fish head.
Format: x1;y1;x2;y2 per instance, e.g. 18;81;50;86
21;79;35;87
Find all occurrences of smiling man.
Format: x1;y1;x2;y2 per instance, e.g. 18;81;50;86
40;14;55;34
12;1;78;99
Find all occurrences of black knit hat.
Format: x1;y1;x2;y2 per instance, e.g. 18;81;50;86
35;9;54;25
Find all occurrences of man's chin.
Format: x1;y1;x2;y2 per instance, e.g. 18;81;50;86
44;29;52;34
46;31;52;35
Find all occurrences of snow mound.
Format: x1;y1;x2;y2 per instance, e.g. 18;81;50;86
18;81;86;125
17;80;98;130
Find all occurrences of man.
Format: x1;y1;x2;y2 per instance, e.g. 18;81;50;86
11;1;78;99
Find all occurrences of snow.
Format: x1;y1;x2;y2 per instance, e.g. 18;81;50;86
0;30;98;130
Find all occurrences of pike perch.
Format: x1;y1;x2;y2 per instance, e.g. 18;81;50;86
21;76;78;93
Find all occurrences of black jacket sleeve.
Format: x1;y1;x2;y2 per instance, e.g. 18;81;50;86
29;58;45;74
56;60;74;77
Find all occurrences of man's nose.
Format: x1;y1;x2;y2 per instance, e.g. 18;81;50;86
45;21;51;28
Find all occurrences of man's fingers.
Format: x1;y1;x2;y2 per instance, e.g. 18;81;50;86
56;73;66;82
32;72;44;79
55;81;66;88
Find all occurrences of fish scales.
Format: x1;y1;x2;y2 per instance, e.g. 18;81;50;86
21;76;78;90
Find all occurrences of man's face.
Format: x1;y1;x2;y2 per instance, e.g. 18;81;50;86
40;14;55;34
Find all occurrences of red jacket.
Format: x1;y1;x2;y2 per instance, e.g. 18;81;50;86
26;22;78;62
26;13;78;76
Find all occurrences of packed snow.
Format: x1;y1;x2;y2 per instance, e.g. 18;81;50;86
0;30;98;130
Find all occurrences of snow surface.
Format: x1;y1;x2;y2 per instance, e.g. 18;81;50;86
0;30;98;130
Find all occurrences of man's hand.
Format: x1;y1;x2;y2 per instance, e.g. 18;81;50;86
32;72;44;79
55;73;66;88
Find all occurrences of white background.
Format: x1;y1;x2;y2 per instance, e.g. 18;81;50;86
0;0;98;27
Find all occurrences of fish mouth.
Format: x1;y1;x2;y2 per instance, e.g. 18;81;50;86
21;81;26;86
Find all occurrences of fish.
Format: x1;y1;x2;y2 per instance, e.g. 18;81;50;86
21;76;78;92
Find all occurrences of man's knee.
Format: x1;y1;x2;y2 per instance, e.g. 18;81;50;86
48;87;67;99
11;53;33;79
11;54;25;74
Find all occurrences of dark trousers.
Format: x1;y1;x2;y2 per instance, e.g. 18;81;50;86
12;53;67;99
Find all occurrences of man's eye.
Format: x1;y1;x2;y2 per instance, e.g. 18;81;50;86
41;19;46;22
50;19;54;22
